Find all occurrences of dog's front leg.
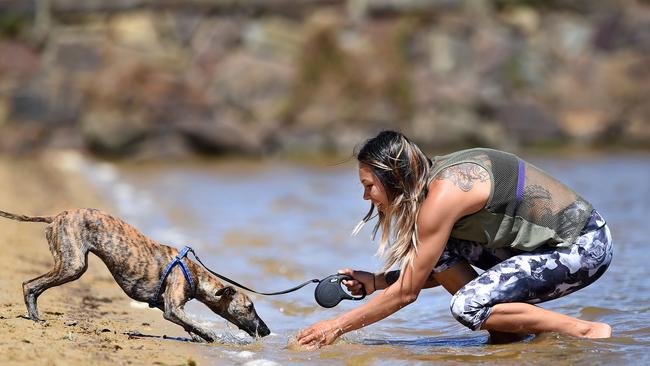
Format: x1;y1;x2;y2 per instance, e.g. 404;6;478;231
162;278;218;342
164;303;218;343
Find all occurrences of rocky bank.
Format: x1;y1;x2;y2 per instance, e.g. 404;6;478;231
0;0;648;159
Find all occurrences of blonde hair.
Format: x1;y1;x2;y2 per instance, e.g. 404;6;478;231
353;131;432;272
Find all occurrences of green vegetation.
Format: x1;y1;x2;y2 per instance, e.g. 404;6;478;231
0;13;29;37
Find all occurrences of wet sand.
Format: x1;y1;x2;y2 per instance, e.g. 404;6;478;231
0;155;209;366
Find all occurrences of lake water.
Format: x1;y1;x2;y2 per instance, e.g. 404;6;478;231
73;152;650;365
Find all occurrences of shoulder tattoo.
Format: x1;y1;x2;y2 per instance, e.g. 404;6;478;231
436;163;490;192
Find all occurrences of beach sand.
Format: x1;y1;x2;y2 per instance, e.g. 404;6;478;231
0;155;210;365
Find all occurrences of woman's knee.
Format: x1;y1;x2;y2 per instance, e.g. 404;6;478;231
450;290;492;331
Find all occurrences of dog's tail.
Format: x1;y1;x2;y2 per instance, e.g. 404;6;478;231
0;210;54;224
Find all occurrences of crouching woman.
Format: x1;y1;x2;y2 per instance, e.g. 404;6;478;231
297;131;613;348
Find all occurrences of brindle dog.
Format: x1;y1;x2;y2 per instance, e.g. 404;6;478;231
0;208;270;341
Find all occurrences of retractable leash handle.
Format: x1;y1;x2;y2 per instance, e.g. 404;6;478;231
314;274;366;308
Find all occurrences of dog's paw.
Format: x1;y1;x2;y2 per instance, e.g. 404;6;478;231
188;332;206;343
20;314;46;323
188;331;217;343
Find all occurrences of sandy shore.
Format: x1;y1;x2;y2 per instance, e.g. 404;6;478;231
0;154;212;365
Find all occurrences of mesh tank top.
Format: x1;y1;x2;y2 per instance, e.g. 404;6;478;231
430;148;593;250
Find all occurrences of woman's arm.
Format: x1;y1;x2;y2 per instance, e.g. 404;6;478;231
296;227;451;349
296;163;491;348
338;268;439;297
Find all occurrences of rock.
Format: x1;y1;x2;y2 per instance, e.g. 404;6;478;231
0;122;49;154
505;45;550;90
51;0;149;14
50;34;103;72
176;114;267;155
0;40;40;79
108;11;163;53
9;86;51;123
602;53;649;107
410;106;488;148
0;97;9;126
210;50;293;136
559;109;609;141
496;99;565;145
166;10;204;46
0;1;648;157
620;108;650;147
547;15;593;59
365;0;460;17
80;107;150;155
242;18;302;61
501;6;540;35
427;31;472;74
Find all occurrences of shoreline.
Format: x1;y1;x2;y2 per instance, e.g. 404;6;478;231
0;154;212;365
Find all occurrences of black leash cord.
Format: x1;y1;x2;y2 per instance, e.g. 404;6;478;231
188;248;320;295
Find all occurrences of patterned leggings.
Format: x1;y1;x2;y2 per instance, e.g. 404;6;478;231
434;210;613;331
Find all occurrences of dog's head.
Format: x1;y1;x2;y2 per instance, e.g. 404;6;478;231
200;283;270;338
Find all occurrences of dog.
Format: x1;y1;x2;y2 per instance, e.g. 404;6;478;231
0;208;270;341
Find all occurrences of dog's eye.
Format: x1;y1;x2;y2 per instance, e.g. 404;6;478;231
246;304;254;312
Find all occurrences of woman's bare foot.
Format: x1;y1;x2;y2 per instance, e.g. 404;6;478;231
584;322;612;338
488;330;530;344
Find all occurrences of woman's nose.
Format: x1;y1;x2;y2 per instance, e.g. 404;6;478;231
363;189;370;201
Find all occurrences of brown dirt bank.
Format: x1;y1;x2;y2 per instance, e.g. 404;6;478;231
0;154;210;365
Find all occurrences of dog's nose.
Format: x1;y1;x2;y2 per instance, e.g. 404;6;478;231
257;324;271;337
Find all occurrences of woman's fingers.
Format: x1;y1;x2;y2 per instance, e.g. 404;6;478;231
338;268;354;276
339;268;368;295
342;281;364;295
297;328;325;348
299;334;314;345
297;329;315;345
349;283;362;295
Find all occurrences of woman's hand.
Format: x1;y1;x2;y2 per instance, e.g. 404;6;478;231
296;319;343;349
338;268;376;296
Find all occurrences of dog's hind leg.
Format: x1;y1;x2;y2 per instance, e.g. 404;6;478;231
22;225;89;321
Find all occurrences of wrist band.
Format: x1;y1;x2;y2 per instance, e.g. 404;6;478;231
385;270;400;286
372;273;376;292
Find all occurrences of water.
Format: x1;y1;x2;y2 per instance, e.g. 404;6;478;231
69;153;650;365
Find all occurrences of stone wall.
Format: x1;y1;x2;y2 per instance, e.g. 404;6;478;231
0;0;648;158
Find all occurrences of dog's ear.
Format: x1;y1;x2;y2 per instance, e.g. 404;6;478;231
215;286;236;298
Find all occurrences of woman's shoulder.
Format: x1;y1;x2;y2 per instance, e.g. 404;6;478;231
431;162;490;193
422;164;492;222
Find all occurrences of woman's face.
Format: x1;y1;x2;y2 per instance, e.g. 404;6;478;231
358;163;389;212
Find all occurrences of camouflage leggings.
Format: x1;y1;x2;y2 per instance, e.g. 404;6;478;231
435;210;613;331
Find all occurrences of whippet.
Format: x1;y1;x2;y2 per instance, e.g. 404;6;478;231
0;208;270;342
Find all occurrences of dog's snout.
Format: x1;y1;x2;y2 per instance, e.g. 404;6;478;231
257;323;271;337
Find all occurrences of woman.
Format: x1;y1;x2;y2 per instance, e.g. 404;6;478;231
296;130;613;348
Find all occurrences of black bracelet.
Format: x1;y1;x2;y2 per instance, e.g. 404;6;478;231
372;273;376;292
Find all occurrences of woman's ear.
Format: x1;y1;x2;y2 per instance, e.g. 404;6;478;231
215;286;235;298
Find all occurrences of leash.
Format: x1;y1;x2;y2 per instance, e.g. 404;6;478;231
150;246;366;308
187;247;321;296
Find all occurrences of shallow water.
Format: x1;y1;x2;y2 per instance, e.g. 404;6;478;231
74;153;650;365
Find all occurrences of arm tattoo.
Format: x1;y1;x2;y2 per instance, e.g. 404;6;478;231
435;163;490;192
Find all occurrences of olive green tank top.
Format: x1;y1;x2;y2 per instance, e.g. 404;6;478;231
430;148;593;250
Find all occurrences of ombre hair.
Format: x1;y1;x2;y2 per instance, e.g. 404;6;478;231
353;131;433;272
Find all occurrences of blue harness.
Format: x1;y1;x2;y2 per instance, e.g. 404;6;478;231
149;246;195;308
